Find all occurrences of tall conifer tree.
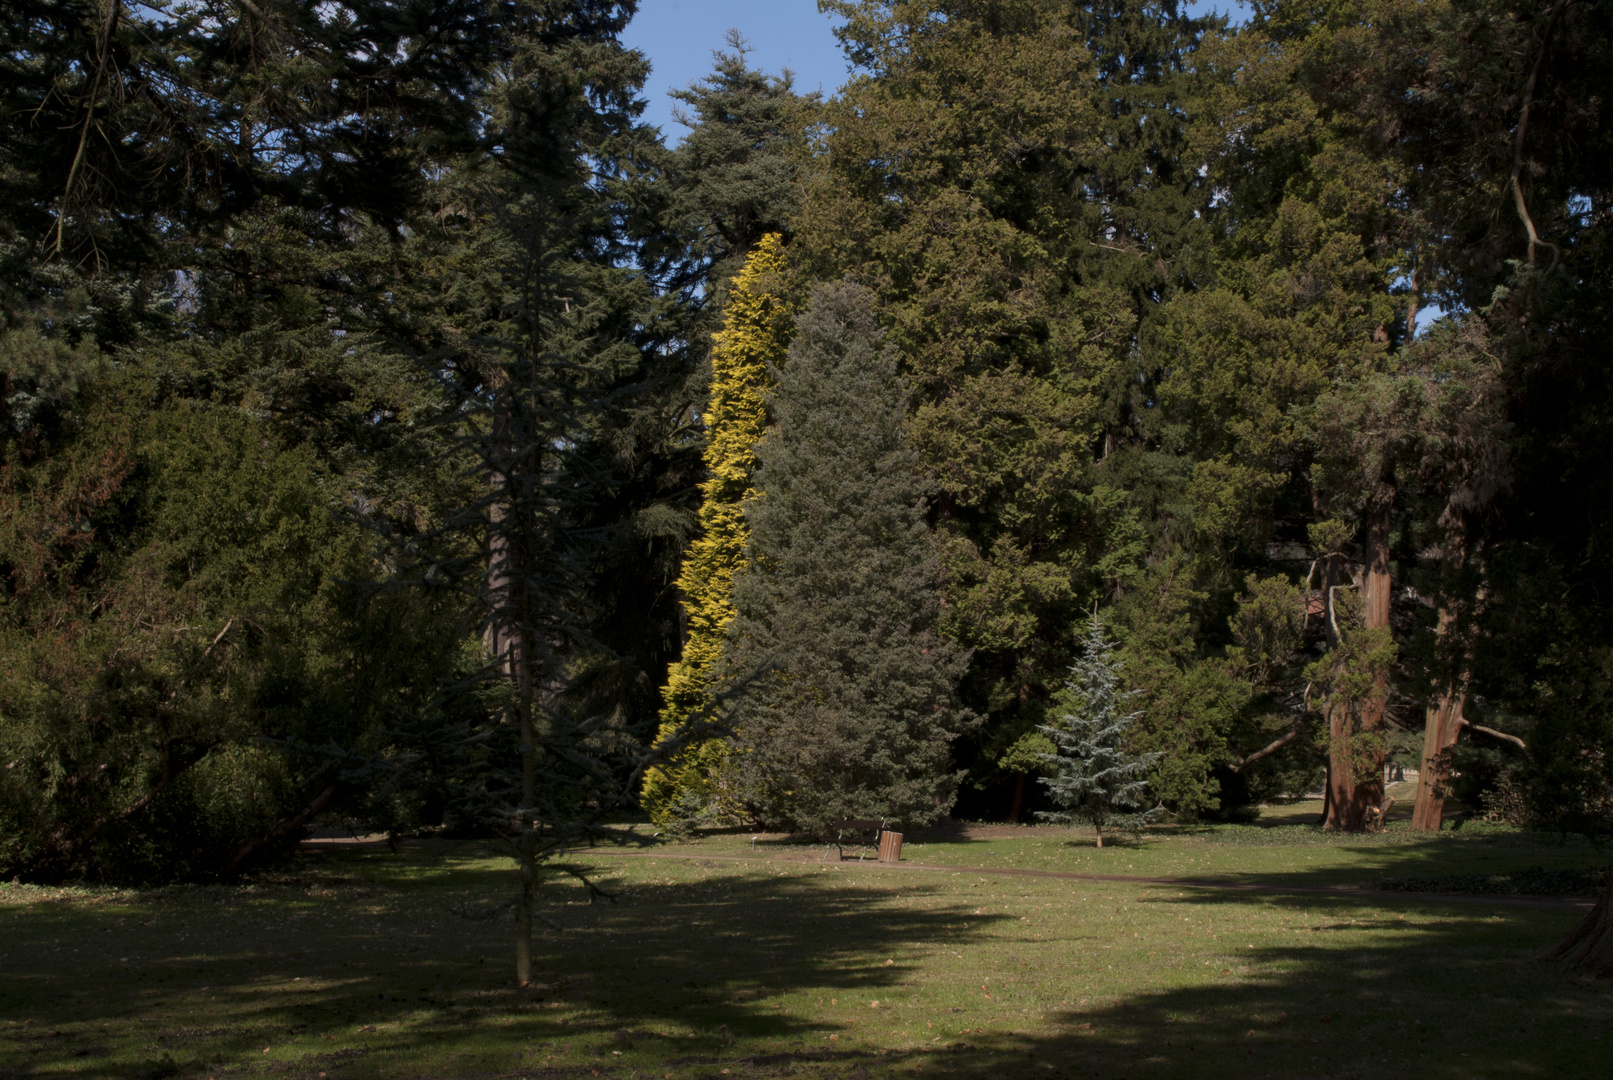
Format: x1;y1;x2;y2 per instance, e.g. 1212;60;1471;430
723;282;973;834
641;234;791;824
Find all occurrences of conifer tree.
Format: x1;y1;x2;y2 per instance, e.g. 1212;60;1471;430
641;234;791;824
1036;614;1161;847
723;282;973;834
667;32;817;295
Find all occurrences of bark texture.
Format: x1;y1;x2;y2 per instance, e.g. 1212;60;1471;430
1354;501;1394;816
1548;876;1613;979
1412;608;1467;831
1317;552;1368;832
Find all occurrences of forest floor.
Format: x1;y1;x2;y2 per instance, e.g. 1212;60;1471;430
3;809;1611;1080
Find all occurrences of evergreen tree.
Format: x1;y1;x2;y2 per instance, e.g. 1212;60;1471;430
666;32;818;295
641;234;792;824
722;282;973;834
799;1;1224;810
1036;614;1161;847
447;0;673;987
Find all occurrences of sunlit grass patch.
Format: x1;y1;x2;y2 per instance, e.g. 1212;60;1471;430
0;825;1608;1079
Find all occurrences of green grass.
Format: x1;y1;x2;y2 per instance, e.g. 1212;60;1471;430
2;817;1610;1080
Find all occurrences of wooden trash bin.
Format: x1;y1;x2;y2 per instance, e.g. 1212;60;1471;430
877;830;904;863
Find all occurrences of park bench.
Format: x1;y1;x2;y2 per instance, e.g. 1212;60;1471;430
822;819;904;863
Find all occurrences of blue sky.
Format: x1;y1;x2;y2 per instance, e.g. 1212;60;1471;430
623;2;1249;140
621;1;852;140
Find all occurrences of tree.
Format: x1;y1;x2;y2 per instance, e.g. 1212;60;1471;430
1035;614;1161;847
665;32;818;296
998;731;1055;823
722;282;974;834
355;0;687;987
1550;878;1613;979
0;359;414;882
641;234;792;824
0;0;501;344
798;1;1225;808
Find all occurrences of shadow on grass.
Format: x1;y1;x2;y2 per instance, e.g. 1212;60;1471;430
2;842;1610;1080
0;847;1007;1078
982;888;1609;1080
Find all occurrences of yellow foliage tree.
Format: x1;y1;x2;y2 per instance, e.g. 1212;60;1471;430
642;234;791;824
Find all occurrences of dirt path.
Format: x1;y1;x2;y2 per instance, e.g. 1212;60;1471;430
571;847;1595;911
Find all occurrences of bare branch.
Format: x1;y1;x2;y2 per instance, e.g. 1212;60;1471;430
1230;727;1303;773
1460;719;1528;752
1510;0;1575;271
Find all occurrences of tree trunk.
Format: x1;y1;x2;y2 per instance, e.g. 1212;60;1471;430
489;380;539;988
1323;694;1366;831
1321;501;1393;832
1355;499;1393;815
1319;761;1332;826
1412;608;1467;832
1009;772;1025;823
1548;875;1613;979
226;782;339;876
1094;824;1103;849
1315;552;1365;831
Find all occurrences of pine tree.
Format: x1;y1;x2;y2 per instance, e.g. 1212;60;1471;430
641;234;791;824
722;282;973;835
1036;614;1161;847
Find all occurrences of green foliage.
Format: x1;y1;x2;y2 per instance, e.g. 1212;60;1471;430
723;283;974;834
0;364;414;881
666;32;819;294
799;0;1222;757
999;732;1056;777
0;0;502;343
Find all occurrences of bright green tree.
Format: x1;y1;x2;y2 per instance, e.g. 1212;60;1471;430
641;234;792;824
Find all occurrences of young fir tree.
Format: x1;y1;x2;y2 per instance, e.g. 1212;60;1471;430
723;282;973;835
641;234;791;824
1036;614;1161;848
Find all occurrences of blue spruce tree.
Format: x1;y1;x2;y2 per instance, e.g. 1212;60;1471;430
1036;615;1162;847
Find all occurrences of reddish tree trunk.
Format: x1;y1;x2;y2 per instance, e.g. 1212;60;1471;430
1009;772;1025;823
1323;502;1393;832
1412;608;1468;832
1356;500;1393;812
1323;695;1371;831
1410;686;1465;831
1549;875;1613;979
1315;553;1361;831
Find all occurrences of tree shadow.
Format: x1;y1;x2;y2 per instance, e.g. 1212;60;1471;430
3;843;1610;1079
0;846;1008;1078
931;887;1611;1080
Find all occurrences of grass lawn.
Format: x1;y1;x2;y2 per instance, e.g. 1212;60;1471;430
2;813;1610;1080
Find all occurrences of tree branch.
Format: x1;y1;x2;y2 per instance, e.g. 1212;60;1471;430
226;782;339;876
1510;0;1574;271
1230;726;1303;773
1460;719;1527;752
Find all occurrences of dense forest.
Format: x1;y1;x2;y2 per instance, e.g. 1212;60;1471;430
2;0;1610;901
